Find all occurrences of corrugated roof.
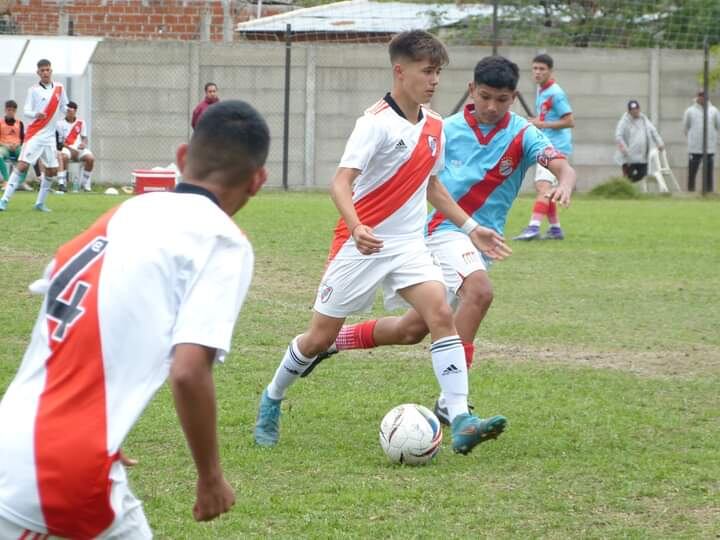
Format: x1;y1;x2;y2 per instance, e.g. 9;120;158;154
236;0;493;34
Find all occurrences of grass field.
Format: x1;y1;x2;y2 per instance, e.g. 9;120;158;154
1;190;719;539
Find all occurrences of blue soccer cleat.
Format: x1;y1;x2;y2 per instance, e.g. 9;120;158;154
254;389;282;447
542;226;565;240
33;203;52;212
0;199;7;211
451;413;507;455
512;225;540;241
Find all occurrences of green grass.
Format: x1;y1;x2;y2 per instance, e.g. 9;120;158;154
1;191;719;538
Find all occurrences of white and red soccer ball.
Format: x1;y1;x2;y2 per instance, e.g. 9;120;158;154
379;403;442;465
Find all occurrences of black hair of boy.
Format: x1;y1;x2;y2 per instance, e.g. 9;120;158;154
473;56;520;91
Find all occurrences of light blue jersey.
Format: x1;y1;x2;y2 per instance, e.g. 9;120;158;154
427;106;563;236
536;80;573;155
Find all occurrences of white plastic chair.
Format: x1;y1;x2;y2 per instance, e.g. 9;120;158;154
641;147;681;193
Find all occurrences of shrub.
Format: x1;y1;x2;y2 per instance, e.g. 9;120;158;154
589;177;640;199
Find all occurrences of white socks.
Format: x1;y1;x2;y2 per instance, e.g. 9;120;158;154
267;336;316;400
2;169;25;202
430;335;468;422
36;176;54;207
81;169;92;190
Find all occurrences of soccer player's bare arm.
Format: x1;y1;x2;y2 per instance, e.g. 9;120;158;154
534;112;575;130
170;343;235;521
546;158;577;206
329;166;383;255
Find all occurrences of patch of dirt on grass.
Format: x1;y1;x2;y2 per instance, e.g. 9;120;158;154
0;245;46;264
476;340;720;379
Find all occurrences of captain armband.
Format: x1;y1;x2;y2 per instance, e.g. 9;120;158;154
537;147;566;168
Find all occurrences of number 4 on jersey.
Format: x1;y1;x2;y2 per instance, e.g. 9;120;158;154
46;237;108;342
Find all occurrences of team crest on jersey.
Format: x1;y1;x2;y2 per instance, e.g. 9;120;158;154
499;157;514;177
537;147;564;167
319;283;333;303
428;136;438;157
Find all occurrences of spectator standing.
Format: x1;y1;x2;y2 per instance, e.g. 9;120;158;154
614;99;664;182
191;82;220;129
683;90;720;192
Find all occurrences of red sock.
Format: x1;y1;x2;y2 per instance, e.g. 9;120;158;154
531;200;549;224
463;341;475;369
336;320;377;350
547;200;559;226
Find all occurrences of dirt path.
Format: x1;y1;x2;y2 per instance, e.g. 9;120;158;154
474;340;720;379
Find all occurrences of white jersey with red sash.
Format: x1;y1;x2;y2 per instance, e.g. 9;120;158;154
23;82;68;145
0;188;254;538
56;117;86;149
327;95;445;262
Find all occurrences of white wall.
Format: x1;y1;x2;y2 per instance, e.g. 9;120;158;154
84;40;715;190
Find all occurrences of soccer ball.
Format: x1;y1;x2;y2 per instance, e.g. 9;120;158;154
379;403;443;465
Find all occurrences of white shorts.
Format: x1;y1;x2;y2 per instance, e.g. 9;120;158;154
314;245;445;318
19;137;58;168
0;462;152;539
0;507;150;540
61;146;93;161
426;230;490;308
533;164;558;185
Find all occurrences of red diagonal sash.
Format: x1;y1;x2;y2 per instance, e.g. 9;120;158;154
327;114;443;262
25;85;63;141
64;120;83;146
427;126;528;236
37;207;119;538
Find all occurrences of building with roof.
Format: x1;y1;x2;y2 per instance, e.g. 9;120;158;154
236;0;494;41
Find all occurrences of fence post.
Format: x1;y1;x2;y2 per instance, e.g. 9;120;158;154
702;37;711;194
282;23;292;190
304;45;316;188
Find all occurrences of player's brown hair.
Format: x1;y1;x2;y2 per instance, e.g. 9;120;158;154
389;30;448;67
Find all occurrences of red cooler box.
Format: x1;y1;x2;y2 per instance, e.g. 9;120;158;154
132;169;177;194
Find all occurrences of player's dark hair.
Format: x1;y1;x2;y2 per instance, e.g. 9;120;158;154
204;82;217;92
37;59;51;68
474;56;520;91
67;101;78;110
389;30;449;67
532;53;554;69
188;100;270;185
5;100;17;109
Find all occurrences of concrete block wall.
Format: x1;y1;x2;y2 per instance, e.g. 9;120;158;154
88;40;716;190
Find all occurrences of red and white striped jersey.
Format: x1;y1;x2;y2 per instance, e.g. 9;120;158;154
56;117;87;148
328;95;445;262
23;82;69;145
0;187;254;538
